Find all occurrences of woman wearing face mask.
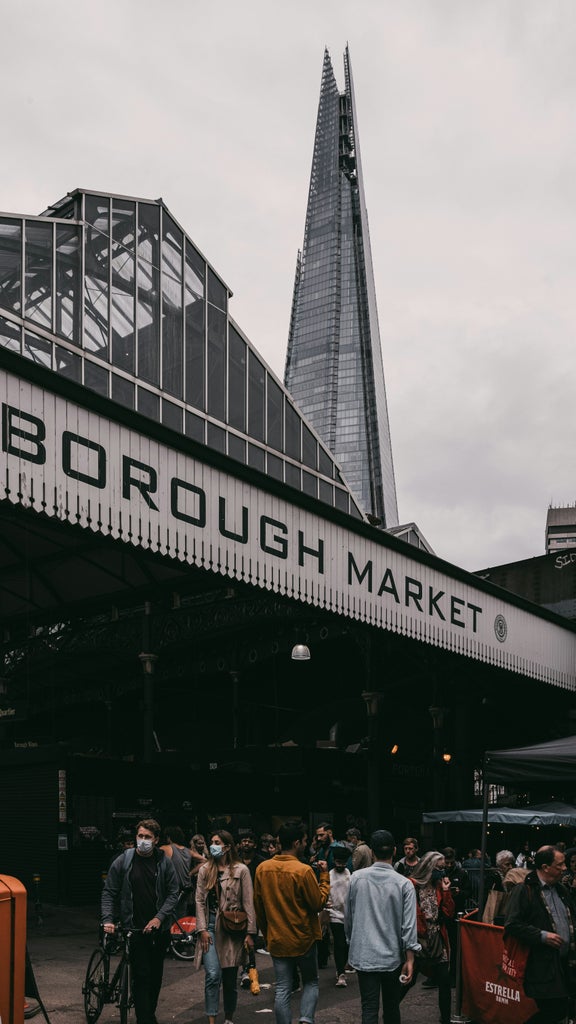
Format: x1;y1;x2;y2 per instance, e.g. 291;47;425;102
195;831;256;1024
399;850;455;1024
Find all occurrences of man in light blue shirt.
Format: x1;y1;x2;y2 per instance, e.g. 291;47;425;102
345;829;420;1024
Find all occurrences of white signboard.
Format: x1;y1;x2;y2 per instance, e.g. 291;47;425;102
1;367;575;689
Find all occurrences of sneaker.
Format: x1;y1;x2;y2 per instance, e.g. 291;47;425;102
240;971;250;989
422;978;438;989
335;974;347;988
257;947;270;955
344;965;356;973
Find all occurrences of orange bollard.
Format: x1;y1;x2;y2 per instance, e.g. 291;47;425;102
0;875;26;1024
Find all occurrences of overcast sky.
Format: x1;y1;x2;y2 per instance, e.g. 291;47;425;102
3;0;575;571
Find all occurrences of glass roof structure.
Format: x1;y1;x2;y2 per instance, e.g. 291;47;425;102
285;47;398;527
0;188;362;518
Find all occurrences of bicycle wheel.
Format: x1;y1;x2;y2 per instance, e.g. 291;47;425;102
83;948;107;1023
118;959;131;1024
170;929;196;960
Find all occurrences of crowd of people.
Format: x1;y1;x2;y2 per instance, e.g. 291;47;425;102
101;820;576;1024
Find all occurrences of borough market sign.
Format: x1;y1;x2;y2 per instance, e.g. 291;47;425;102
1;365;575;689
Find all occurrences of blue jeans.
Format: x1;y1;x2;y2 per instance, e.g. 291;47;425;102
202;914;238;1018
272;943;319;1024
357;967;402;1024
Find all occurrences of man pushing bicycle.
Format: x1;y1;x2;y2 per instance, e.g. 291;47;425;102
102;818;179;1024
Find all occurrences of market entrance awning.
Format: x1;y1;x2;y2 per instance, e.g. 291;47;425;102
423;801;576;827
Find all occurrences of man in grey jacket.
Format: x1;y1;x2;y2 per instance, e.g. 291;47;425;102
102;818;179;1024
345;829;420;1024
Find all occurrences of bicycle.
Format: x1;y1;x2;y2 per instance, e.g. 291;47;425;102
83;925;133;1024
169;914;197;960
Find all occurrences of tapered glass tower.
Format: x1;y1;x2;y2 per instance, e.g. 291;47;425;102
285;46;398;527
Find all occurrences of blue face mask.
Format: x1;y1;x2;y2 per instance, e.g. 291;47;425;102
431;868;445;883
210;843;223;859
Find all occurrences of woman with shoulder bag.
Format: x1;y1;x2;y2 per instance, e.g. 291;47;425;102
195;830;256;1024
399;850;455;1024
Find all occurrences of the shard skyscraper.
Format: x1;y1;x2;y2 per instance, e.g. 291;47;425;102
285;46;399;528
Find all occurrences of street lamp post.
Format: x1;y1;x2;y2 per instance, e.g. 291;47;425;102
362;690;383;831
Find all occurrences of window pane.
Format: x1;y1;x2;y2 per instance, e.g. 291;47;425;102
207;268;227;311
162;213;183;397
248;444;265;472
267;377;283;452
185;410;205;443
0;315;21;352
207;305;226;420
55;224;81;344
228;434;246;463
111;200;135;372
228;326;246;432
138;388;160;420
319;479;334;506
318;446;333;478
55;345;81;382
248;351;265;442
334;487;348;512
285;463;301;490
84;360;109;397
111;374;135;408
0;218;22;313
207;422;226;452
84;195;109;356
302;470;317;497
24;331;51;368
267;453;283;481
137;203;160;386
25;221;53;329
285;403;301;461
302;425;317;470
185;241;205;410
162;399;182;433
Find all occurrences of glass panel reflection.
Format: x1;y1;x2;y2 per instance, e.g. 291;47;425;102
55;345;81;382
137;203;160;386
207;268;227;312
111;200;135;372
248;351;265;442
84;195;110;356
228;326;246;431
24;331;51;368
25;221;53;329
0;315;21;352
185;240;205;410
162;399;182;433
207;305;226;420
185;410;204;443
267;377;283;452
162;212;183;398
84;360;109;397
0;218;22;313
111;374;135;408
55;224;81;344
137;387;160;421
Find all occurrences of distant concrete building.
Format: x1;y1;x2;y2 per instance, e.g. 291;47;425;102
546;506;576;555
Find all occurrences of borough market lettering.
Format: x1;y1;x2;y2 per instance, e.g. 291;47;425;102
2;403;483;633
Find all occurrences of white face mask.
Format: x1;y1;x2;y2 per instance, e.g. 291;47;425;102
210;843;224;858
137;837;154;854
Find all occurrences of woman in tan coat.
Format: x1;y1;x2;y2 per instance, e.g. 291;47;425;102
195;830;256;1024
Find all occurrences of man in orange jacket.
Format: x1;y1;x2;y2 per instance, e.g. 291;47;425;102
254;819;330;1024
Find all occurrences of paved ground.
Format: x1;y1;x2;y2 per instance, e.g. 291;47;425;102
25;903;455;1024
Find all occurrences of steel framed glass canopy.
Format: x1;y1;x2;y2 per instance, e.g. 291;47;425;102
0;189;362;519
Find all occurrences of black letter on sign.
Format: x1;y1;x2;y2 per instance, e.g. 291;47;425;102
171;478;206;527
450;596;466;628
348;553;373;592
260;516;288;558
62;431;106;488
2;404;46;465
219;497;248;543
298;531;324;574
122;456;159;510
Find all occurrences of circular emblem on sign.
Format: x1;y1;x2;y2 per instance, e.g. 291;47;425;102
494;614;508;643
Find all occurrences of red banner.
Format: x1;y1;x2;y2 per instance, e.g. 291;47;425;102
460;917;537;1024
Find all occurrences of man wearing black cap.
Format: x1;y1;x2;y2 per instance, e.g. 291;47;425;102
345;829;420;1024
